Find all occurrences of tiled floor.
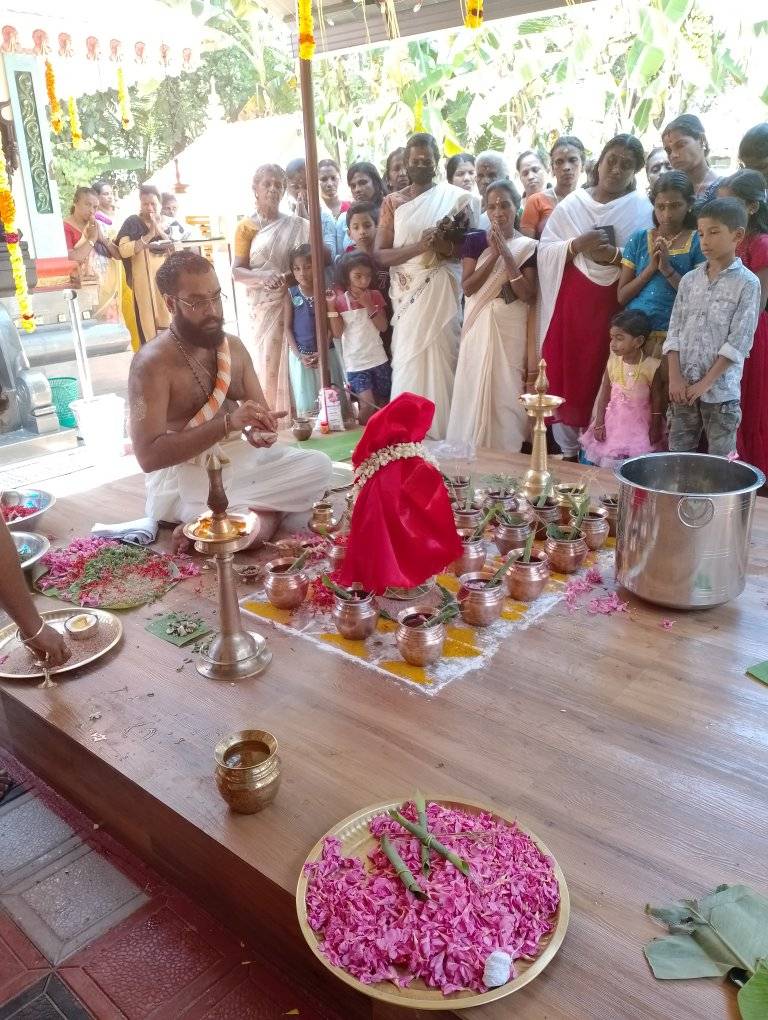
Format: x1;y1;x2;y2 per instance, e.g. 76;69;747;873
0;756;346;1020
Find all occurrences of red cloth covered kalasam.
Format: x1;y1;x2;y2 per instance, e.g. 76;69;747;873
338;393;462;594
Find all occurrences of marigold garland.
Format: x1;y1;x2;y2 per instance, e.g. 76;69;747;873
464;0;483;29
68;96;83;149
45;60;63;134
116;67;133;131
0;149;35;332
297;0;315;60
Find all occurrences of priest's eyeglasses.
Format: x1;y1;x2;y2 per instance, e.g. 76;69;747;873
176;291;228;314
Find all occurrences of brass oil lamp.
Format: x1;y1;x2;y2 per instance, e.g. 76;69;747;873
183;453;271;680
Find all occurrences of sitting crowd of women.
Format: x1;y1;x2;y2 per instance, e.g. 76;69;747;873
231;116;768;476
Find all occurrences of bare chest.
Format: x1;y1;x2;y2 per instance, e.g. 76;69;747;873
166;346;246;430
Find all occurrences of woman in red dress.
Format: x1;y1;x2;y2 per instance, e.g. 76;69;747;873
718;170;768;476
538;135;652;459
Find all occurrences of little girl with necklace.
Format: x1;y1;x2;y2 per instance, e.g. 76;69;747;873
581;309;666;468
618;170;705;357
283;244;347;416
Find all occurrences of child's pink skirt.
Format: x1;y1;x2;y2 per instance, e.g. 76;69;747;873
581;384;665;469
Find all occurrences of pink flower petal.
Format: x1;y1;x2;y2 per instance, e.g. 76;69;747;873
586;592;628;615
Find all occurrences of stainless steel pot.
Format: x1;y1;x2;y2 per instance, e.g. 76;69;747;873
615;453;764;609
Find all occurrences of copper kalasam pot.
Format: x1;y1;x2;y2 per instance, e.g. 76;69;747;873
570;507;610;551
451;532;486;575
457;572;506;627
263;558;309;610
505;552;550;601
395;610;445;666
332;587;379;640
543;530;589;574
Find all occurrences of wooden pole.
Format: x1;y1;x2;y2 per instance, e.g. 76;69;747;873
299;56;330;389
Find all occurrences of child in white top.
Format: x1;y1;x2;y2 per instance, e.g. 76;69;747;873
327;252;391;424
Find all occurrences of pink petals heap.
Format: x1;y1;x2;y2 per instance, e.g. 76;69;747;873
39;537;200;607
304;802;560;995
564;566;628;615
586;591;628;616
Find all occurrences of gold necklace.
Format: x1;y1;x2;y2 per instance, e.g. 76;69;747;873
169;326;214;402
656;227;687;249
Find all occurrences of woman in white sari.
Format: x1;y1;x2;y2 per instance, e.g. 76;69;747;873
233;164;309;415
447;180;537;452
376;133;479;438
538;134;653;459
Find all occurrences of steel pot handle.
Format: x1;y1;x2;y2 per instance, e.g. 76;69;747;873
677;496;715;529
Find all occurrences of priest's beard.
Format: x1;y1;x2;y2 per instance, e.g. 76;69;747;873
173;306;225;349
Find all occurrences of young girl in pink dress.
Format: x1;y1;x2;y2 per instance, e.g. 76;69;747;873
581;309;665;468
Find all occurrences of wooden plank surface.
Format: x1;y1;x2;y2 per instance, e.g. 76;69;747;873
1;452;766;1020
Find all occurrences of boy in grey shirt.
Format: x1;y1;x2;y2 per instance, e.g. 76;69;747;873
663;197;760;455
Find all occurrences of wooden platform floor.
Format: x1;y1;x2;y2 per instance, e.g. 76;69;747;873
1;452;766;1019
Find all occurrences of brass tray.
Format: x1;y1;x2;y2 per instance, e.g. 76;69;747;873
0;608;123;680
296;796;570;1011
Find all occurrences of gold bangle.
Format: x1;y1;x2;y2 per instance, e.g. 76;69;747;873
567;239;575;257
327;311;340;318
509;274;523;283
19;619;46;645
223;412;231;439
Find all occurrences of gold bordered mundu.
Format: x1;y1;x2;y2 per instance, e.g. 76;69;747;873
519;359;565;503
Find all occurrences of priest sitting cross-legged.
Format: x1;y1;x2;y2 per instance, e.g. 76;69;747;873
128;250;332;551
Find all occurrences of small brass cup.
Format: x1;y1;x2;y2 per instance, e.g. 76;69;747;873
214;729;281;814
292;417;313;441
309;500;339;535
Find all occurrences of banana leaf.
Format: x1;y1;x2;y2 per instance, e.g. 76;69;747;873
644;884;768;1019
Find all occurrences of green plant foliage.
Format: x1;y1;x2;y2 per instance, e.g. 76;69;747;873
47;0;762;211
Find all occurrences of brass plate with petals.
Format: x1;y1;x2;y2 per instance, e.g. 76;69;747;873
296;796;570;1010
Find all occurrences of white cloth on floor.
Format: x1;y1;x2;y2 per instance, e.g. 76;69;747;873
91;517;159;545
144;437;333;523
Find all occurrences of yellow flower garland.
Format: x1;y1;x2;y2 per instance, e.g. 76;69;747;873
45;60;63;134
68;96;83;149
0;149;35;332
464;0;483;29
116;67;133;130
297;0;315;60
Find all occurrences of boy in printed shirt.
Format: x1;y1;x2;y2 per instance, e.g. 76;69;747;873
663;198;761;455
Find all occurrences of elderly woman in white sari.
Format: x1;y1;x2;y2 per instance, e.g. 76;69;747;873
233;164;309;415
538;134;653;460
447;180;537;452
375;132;480;438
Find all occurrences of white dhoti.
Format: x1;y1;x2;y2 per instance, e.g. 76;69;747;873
145;439;333;523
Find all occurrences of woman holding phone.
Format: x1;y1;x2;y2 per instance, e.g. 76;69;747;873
538;134;652;459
